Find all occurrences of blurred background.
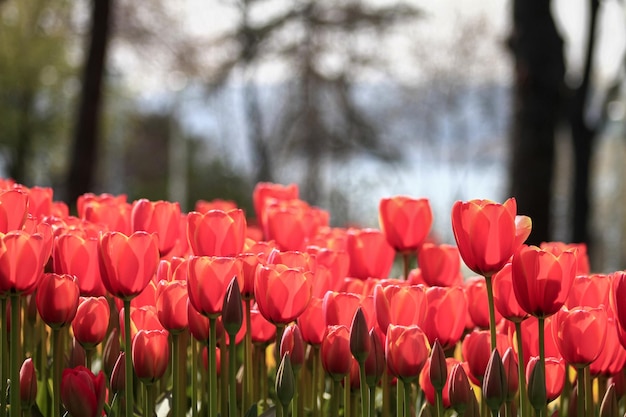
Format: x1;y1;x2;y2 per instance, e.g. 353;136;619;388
0;0;625;271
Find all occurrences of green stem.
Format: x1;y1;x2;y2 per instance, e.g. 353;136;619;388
221;331;228;417
311;346;319;417
228;332;237;417
331;379;341;417
403;381;412;417
191;338;198;417
402;252;410;281
560;364;571;417
52;328;64;417
359;361;368;417
382;368;390;417
435;387;443;417
209;316;218;417
584;366;593;417
369;385;376;417
484;275;497;351
123;299;134;417
345;375;351;417
515;321;529;417
146;383;156;417
10;294;21;417
538;316;546;417
244;299;253;416
293;369;300;417
397;379;404;417
172;333;180;417
0;297;7;417
577;367;585;417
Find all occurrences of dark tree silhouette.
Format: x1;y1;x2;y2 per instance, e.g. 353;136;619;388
66;0;113;206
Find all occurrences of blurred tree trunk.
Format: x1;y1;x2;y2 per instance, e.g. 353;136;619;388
568;0;600;246
66;0;113;206
508;0;565;244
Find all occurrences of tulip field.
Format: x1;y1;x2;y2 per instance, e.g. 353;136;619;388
0;178;625;417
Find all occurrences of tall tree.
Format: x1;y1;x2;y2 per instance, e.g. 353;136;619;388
508;0;565;244
66;0;113;206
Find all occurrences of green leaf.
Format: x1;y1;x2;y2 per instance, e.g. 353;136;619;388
244;404;258;417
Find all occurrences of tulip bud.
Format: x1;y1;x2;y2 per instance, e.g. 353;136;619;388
19;358;37;407
418;402;434;417
68;337;87;369
502;347;518;401
599;383;618;417
61;366;106;417
365;329;385;387
350;307;370;364
466;390;480;417
482;349;507;413
102;328;120;377
110;352;126;394
280;324;305;373
527;360;547;412
276;353;295;408
449;363;472;415
429;339;447;392
222;276;243;336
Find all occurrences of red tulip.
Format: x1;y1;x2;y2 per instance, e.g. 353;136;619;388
386;324;430;383
511;245;576;318
378;196;433;253
61;366;106;417
132;199;181;256
187;256;243;318
98;231;159;300
492;263;528;323
254;263;312;324
421;286;467;350
297;297;326;346
71;296;110;349
514;316;562;366
250;304;277;344
252;182;299;232
156;279;188;333
420;356;460;408
238;252;262;299
461;329;511;385
464;276;502;329
566;274;611;309
132;329;170;384
374;284;427;334
365;329;385;386
54;233;107;296
280;324;305;371
540;241;590;276
590;317;626;377
187;299;209;342
0;189;28;233
264;199;328;251
321;325;352;381
323;291;362;327
0;230;47;295
187;209;246;256
346;228;395;279
82;196;132;235
19;358;37;407
195;198;238;213
417;243;463;287
451;198;531;277
267;250;314;271
307;246;350;292
36;273;80;329
526;356;565;403
119;306;165;343
552;306;608;368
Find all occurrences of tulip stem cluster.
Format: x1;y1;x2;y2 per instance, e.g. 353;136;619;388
10;294;21;417
123;299;134;417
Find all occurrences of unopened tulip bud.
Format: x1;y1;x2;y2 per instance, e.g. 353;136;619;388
68;337;86;369
502;347;518;401
222;276;243;336
350;307;370;364
110;352;126;394
19;358;37;407
365;329;384;387
482;349;507;413
466;389;480;417
418;402;434;417
280;324;305;373
527;360;547;412
103;328;120;377
600;383;618;417
449;363;472;415
429;339;447;392
276;353;295;408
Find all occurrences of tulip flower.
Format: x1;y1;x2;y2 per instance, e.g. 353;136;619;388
365;329;385;388
526;356;565;403
132;198;181;256
321;325;352;381
36;273;80;329
156;279;188;333
264;199;328;251
267;249;315;271
61;366;106;417
54;233;107;296
386;324;431;383
378;196;433;253
102;328;120;377
482;349;507;415
98;231;160;300
187;209;246;256
19;357;37;407
323;291;362;327
462;329;511;385
132;329;170;384
187;255;243;318
0;230;47;295
82;196;132;234
451;198;531;277
417;243;463;287
297;296;325;346
552;306;608;368
250;304;277;344
464;275;503;329
374;284;427;334
254;263;312;325
590;317;626;377
422;286;467;350
346;228;396;279
448;363;473;415
252;182;299;232
187;299;210;342
540;241;590;276
0;189;28;233
492;263;528;323
71;296;110;349
281;324;305;372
